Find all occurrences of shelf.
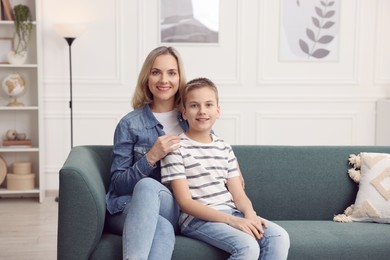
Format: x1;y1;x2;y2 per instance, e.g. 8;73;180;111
0;106;38;111
0;147;39;152
0;21;37;25
0;188;39;195
0;64;38;68
0;21;14;25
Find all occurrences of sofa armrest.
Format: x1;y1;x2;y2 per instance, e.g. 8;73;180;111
57;146;112;260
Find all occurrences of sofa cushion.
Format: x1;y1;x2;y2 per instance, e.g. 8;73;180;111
91;222;390;260
89;232;230;260
351;153;390;223
276;220;390;260
173;236;229;259
90;233;122;260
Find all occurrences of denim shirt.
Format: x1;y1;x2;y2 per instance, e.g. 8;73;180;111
106;105;189;214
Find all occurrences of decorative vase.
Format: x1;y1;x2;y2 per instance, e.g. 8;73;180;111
7;51;27;65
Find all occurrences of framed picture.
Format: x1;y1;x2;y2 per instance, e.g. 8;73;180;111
0;38;13;63
279;0;340;61
160;0;219;43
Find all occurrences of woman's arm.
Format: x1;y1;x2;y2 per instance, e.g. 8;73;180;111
145;135;181;166
110;122;153;195
110;120;181;195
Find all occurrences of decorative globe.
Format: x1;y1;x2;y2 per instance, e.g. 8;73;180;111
1;73;27;106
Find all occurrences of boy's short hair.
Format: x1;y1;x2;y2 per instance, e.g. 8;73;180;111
182;77;219;106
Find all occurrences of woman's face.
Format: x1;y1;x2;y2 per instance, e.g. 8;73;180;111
148;54;180;111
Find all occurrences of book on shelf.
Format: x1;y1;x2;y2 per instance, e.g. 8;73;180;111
1;0;14;21
2;139;33;147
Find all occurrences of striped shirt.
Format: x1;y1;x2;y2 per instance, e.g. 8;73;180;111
161;133;240;229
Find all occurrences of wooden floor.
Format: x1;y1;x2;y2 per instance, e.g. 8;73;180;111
0;196;58;260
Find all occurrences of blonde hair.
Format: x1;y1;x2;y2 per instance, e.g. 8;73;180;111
131;46;187;109
181;77;219;107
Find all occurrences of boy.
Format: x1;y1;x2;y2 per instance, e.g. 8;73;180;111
161;77;289;260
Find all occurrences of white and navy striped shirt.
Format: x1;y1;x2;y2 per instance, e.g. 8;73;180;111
161;133;240;229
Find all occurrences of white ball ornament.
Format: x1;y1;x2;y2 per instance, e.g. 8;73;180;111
6;129;17;140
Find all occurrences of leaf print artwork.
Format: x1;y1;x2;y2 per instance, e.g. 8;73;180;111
299;0;336;59
279;0;340;61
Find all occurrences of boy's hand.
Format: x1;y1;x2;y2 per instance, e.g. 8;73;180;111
229;215;266;240
245;211;268;227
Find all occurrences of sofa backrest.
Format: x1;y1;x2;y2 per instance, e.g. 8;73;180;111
63;145;390;224
233;145;390;221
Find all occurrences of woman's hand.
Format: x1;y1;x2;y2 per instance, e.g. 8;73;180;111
146;135;181;166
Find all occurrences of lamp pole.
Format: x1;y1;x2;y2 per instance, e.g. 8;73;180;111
54;23;85;203
64;37;76;149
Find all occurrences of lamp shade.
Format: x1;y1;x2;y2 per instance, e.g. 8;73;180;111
54;24;86;38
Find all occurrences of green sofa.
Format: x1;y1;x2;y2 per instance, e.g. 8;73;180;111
58;145;390;260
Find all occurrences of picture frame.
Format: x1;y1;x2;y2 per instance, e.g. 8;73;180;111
160;0;219;43
279;0;340;61
0;37;13;63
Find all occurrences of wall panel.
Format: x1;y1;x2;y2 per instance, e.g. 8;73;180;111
256;112;356;145
213;113;241;145
39;0;389;191
374;0;390;84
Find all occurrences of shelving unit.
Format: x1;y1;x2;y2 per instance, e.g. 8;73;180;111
0;0;44;202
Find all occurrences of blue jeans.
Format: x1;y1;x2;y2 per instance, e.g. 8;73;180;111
106;178;180;260
181;209;290;260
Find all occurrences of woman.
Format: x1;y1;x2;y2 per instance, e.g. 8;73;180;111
106;46;188;260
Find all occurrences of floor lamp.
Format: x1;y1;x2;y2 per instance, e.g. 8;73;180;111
54;24;85;149
54;24;85;202
65;37;75;149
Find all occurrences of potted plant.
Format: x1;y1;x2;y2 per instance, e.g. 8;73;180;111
7;4;33;65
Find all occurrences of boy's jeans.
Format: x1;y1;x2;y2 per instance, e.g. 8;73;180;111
181;209;290;260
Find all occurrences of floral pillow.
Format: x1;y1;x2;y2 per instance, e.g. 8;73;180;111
334;152;390;223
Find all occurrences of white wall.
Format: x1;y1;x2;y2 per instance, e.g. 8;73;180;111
41;0;390;191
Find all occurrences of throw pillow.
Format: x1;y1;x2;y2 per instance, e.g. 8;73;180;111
350;152;390;223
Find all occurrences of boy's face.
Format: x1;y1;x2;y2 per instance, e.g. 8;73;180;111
183;87;220;133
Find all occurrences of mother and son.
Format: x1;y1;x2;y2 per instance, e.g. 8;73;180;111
105;46;290;260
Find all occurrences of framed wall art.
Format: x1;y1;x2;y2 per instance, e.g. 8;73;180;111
279;0;340;61
160;0;219;43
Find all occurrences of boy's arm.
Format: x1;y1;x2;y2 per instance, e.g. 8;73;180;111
226;176;268;228
171;179;234;223
236;162;245;189
171;178;264;239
